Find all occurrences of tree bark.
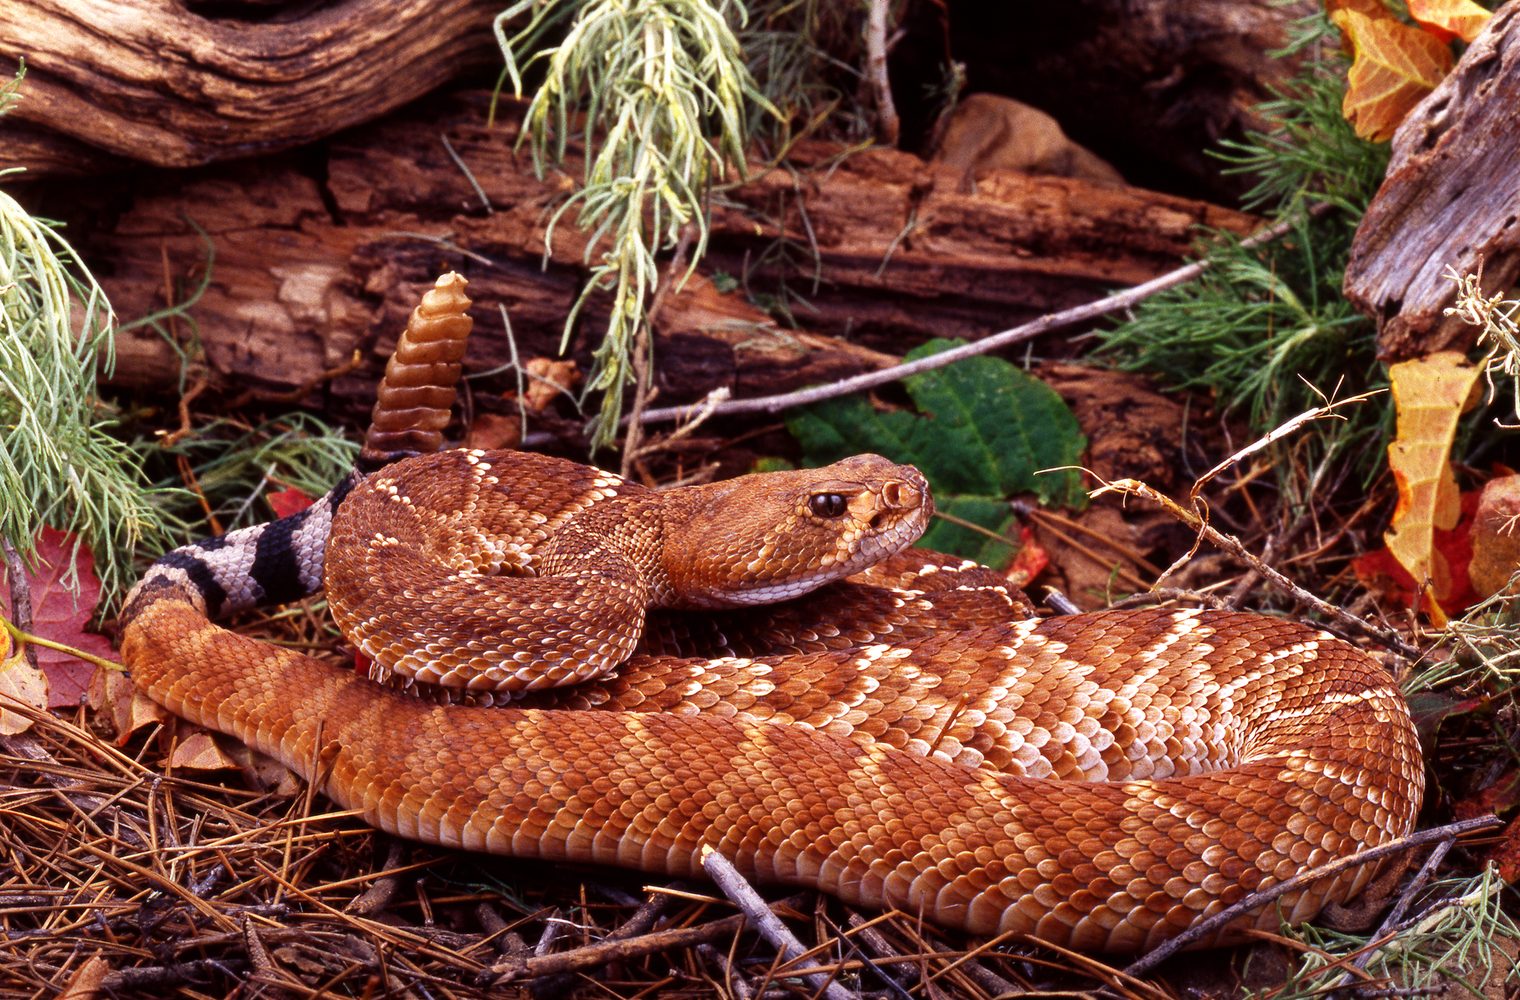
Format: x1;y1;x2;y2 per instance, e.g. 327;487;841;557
0;0;498;173
45;90;1256;431
1345;2;1520;360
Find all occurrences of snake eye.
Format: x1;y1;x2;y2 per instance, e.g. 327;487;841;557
809;493;847;518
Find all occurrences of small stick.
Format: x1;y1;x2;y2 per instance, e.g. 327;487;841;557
865;0;899;144
1122;816;1501;977
631;210;1314;428
1326;838;1460;991
344;840;407;916
1042;589;1082;616
842;913;921;996
1;537;37;667
483;894;811;984
1091;476;1423;661
700;845;854;1000
621;225;695;476
696;942;755;1000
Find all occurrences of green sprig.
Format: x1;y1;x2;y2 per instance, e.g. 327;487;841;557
495;0;773;448
0;180;173;606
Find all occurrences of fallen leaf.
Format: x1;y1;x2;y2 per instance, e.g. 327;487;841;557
1489;815;1520;884
86;663;168;743
24;527;118;707
1406;688;1485;744
522;357;580;412
1353;488;1477;615
465;411;523;451
1468;474;1520;599
1407;0;1492;43
58;954;111;1000
167;730;241;772
0;627;49;735
1331;7;1454;141
1005;526;1048;589
1324;0;1394;54
1455;769;1520;884
1456;768;1520;821
267;486;314;519
1383;351;1481;617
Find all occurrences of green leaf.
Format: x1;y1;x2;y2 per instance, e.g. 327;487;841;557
787;339;1086;566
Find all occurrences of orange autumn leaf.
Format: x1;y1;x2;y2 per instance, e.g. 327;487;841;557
168;730;242;772
1408;0;1492;43
1330;7;1454;141
1323;0;1393;54
1384;351;1480;617
1324;0;1393;20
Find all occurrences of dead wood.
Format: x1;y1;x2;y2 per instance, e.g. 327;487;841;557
0;0;498;174
52;90;1256;430
1344;3;1520;360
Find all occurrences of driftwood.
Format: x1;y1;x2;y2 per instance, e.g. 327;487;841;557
52;90;1257;430
1345;2;1520;359
0;0;499;174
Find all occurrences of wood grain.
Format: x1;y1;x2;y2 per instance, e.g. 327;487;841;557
1345;3;1520;359
0;0;498;172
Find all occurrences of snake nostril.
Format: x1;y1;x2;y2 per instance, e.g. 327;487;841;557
882;481;903;508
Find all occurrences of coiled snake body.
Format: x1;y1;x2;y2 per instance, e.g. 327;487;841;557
119;445;1424;953
118;272;1423;954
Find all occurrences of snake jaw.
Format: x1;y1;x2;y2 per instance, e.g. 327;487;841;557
658;454;933;609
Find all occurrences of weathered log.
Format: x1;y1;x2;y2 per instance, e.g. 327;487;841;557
1345;2;1520;359
42;90;1256;428
0;0;498;173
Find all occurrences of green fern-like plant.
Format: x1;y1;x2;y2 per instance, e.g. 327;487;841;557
0;180;172;605
1097;14;1391;496
495;0;774;448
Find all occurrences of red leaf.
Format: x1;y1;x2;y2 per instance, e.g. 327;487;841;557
1353;489;1478;615
25;528;117;708
267;486;314;519
1005;526;1048;589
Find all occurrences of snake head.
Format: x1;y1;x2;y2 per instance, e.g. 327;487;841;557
656;454;933;609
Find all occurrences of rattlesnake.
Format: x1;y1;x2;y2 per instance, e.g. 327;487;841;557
118;274;1424;953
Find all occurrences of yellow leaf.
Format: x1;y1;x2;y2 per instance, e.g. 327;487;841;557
1408;0;1492;44
0;629;50;735
1331;8;1454;141
1384;351;1480;615
1325;0;1395;21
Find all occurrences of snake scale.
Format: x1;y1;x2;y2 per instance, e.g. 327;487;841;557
119;275;1424;953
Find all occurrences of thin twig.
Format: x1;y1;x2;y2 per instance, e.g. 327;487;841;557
441;132;493;214
1;537;36;669
1122;816;1502;977
1328;838;1460;991
482;893;809;985
701;846;853;1000
865;0;900;144
1091;476;1423;660
621;225;696;476
631;211;1311;428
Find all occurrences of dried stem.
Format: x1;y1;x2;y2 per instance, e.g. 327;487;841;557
632;209;1314;428
1123;816;1501;977
865;0;899;144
